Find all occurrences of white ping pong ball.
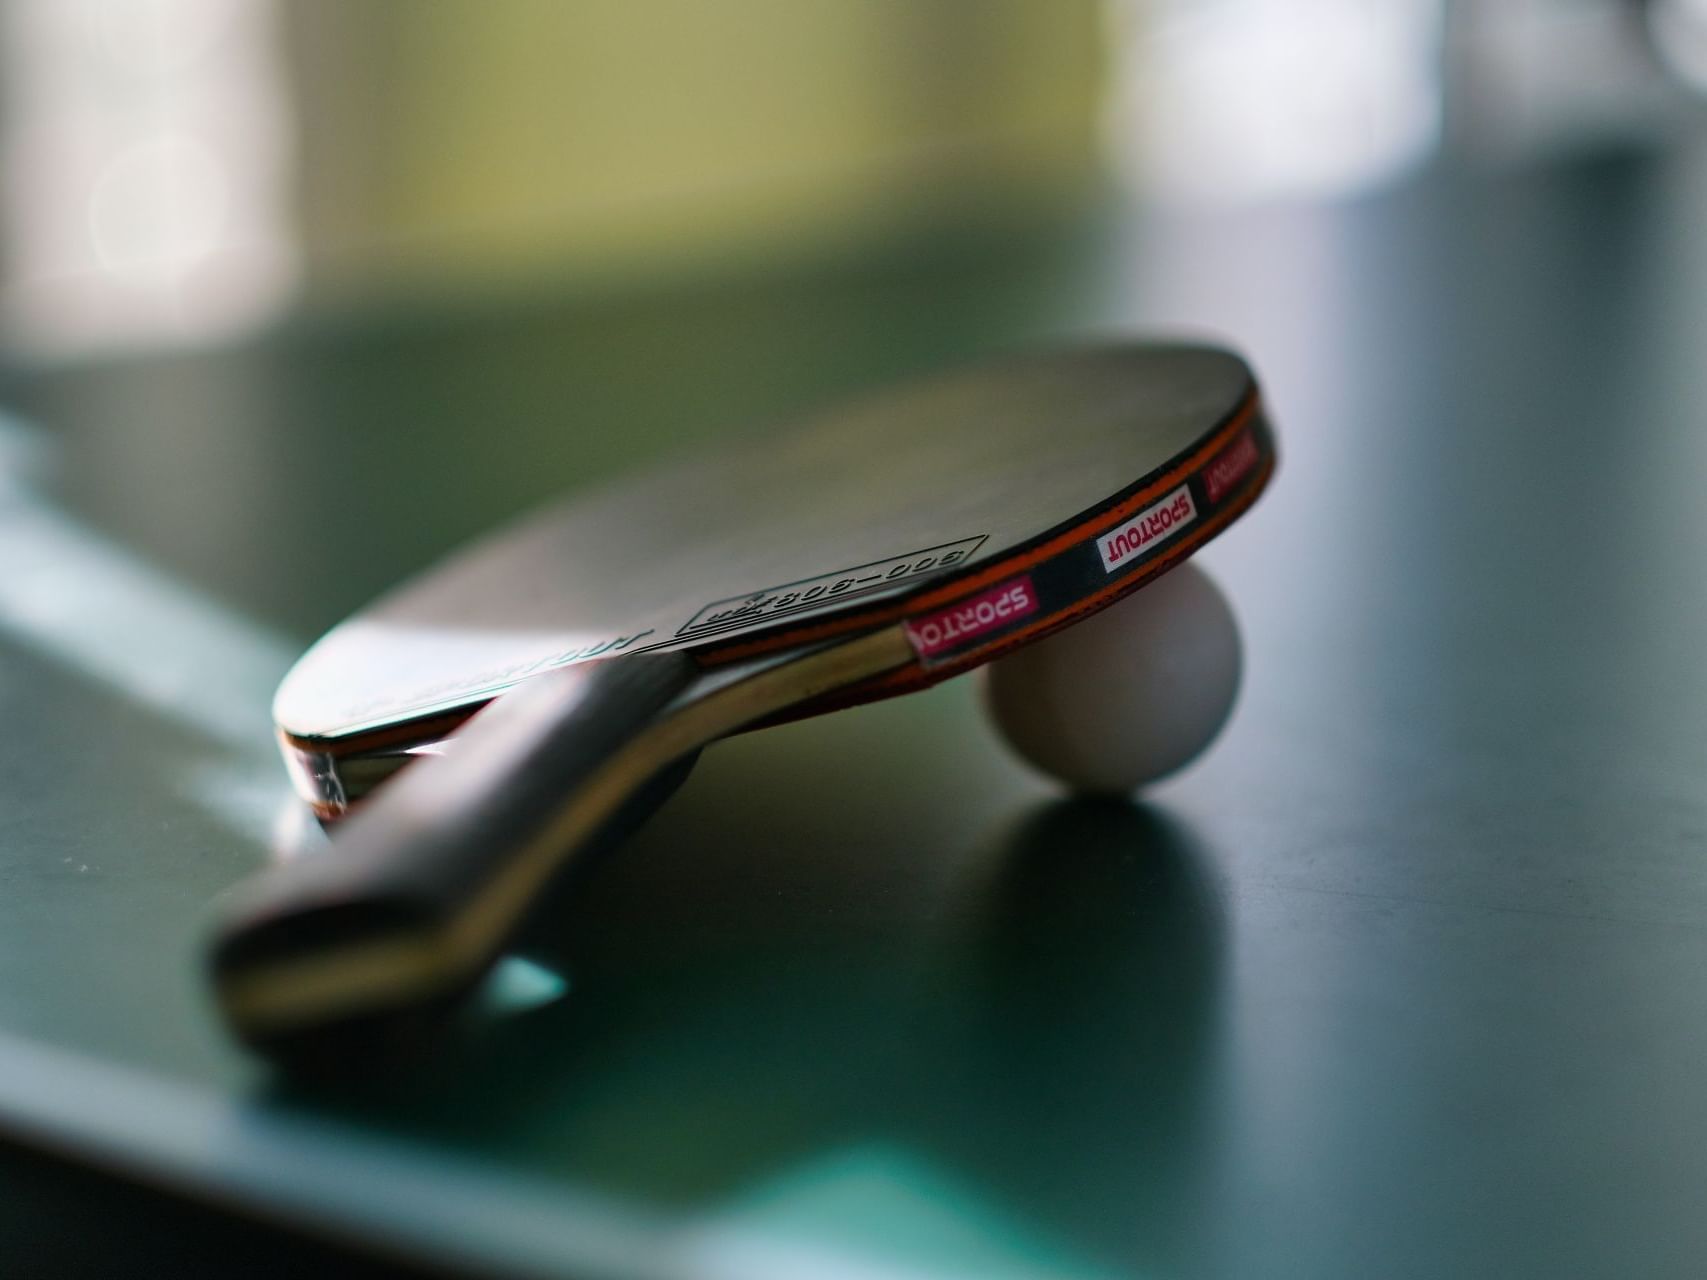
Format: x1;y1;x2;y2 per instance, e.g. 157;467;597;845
979;561;1242;794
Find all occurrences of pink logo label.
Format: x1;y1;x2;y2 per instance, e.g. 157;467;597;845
905;577;1038;659
1204;428;1261;503
1096;485;1197;572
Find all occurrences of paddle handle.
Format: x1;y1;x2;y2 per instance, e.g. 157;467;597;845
208;652;698;1066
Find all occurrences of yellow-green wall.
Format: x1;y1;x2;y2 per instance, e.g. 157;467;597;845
284;1;1106;295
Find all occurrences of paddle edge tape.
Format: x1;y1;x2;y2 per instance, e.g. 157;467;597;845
284;400;1275;815
280;389;1274;814
286;381;1265;744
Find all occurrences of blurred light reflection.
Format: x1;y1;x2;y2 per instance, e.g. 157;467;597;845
1653;0;1707;91
0;0;295;354
1105;0;1443;204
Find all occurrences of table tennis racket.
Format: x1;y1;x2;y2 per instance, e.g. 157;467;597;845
210;342;1276;1063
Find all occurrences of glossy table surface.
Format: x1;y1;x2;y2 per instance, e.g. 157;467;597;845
2;138;1707;1278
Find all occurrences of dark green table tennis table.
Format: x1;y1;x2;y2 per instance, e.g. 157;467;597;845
3;138;1707;1277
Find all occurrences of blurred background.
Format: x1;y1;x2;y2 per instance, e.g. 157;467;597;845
2;0;1705;357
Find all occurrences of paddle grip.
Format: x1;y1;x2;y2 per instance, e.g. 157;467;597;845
207;652;698;1068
